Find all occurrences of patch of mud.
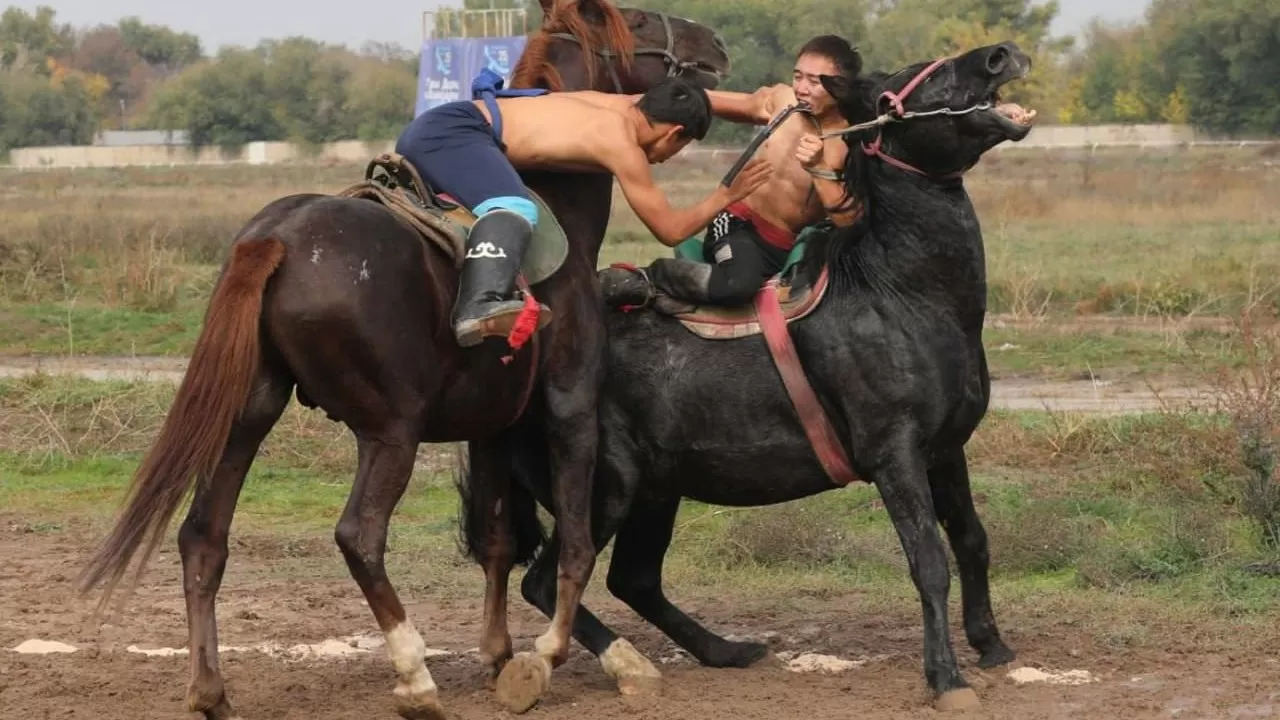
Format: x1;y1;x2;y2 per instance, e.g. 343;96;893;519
10;639;78;654
775;651;892;674
0;355;1216;414
119;634;459;662
1007;666;1099;686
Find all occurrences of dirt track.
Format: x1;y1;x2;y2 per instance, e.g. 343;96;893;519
2;516;1277;719
0;355;1214;414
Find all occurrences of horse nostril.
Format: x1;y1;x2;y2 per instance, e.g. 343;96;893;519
986;47;1009;75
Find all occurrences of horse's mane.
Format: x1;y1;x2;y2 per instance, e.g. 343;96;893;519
510;0;636;91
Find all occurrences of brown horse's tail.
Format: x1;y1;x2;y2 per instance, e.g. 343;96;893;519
77;237;287;607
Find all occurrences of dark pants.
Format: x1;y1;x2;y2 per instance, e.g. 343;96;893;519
393;101;538;225
700;210;791;305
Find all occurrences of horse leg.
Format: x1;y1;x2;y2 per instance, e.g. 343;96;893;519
495;346;601;711
874;437;978;713
606;498;770;669
468;435;517;683
521;532;664;698
179;367;292;720
929;448;1015;669
335;428;445;720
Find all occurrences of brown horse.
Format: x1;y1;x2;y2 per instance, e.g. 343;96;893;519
73;1;731;718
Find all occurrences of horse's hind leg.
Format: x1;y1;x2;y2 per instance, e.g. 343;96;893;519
179;366;293;720
335;425;445;720
928;448;1015;669
606;497;770;669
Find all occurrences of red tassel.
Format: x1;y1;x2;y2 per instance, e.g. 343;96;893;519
620;304;639;313
610;262;640;272
505;290;540;353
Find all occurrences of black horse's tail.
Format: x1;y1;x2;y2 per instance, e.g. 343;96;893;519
455;445;548;567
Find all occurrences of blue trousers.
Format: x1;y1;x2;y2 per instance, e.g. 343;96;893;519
394;100;538;225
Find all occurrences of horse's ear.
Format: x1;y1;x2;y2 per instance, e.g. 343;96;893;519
819;74;851;103
539;0;556;12
821;73;877;125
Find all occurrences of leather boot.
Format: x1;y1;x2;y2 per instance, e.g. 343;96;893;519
598;258;714;314
453;209;552;348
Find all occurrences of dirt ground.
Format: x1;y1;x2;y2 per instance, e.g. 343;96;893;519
0;354;1214;415
2;514;1277;720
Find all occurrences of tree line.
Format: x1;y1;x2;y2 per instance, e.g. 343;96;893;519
0;0;1275;153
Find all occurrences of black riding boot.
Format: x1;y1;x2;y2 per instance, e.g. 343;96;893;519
598;258;714;312
453;209;552;348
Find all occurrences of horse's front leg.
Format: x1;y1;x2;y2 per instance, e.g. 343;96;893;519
495;285;603;714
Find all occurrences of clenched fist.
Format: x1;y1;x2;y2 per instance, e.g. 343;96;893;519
794;134;825;168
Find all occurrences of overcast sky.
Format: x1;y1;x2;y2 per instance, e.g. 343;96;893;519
31;0;1149;53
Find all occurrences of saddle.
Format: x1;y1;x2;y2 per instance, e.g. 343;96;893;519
661;267;832;340
638;223;835;341
335;153;473;267
333;153;568;285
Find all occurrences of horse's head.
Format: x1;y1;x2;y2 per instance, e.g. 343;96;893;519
820;42;1037;179
618;8;729;91
512;0;730;94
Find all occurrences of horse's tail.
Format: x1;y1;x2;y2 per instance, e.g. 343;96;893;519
455;445;547;569
77;237;287;606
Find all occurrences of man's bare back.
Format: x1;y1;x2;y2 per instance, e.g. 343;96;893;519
470;94;639;174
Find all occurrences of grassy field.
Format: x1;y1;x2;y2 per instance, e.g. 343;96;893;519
0;145;1277;381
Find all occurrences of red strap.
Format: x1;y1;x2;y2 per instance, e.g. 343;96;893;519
754;281;858;486
501;274;540;427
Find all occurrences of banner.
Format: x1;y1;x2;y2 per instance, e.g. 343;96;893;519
416;36;529;117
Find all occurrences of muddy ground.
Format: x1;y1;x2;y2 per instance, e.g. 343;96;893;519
2;514;1277;720
0;354;1214;415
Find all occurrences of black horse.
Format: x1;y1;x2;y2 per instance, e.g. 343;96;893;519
462;42;1038;712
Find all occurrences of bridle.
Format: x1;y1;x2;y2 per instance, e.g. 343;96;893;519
548;11;725;93
821;55;993;180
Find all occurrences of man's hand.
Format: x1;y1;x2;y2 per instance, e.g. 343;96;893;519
751;84;788;123
795;135;825;168
724;157;773;203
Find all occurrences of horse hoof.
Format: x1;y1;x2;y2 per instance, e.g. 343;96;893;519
495;651;552;714
707;640;770;669
935;687;981;712
977;643;1016;669
618;672;663;697
394;687;448;720
601;637;662;697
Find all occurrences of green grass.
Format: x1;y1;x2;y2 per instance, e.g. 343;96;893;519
0;301;203;356
0;300;1247;382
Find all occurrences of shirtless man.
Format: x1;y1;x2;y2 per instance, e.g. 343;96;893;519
394;71;772;348
598;34;863;308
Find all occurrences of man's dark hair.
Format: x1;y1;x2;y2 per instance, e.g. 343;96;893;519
796;34;862;77
636;77;712;140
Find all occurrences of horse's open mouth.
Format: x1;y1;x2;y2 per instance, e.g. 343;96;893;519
986;88;1037;139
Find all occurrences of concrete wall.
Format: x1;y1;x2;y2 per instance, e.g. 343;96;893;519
3;124;1272;170
7;139;397;169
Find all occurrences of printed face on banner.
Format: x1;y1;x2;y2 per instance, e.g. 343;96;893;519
415;36;529;117
483;43;512;75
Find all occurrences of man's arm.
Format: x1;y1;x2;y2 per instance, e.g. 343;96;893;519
812;173;861;227
606;145;734;245
705;83;789;125
795;133;860;227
